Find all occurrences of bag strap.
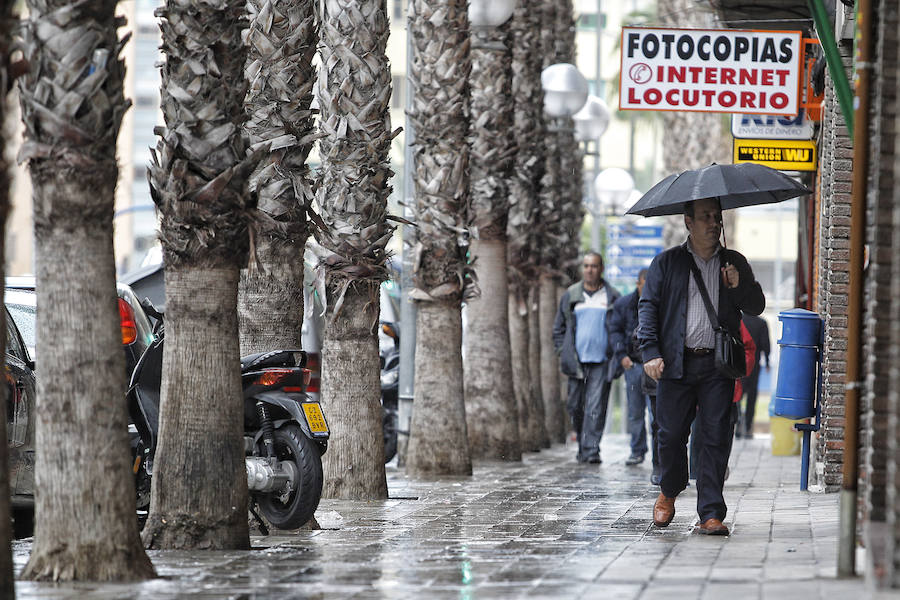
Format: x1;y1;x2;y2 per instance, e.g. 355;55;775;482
688;258;722;330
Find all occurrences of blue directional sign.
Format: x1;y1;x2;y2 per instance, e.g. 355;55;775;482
607;244;665;259
608;223;663;240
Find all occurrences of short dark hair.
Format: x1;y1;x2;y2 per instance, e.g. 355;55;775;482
638;268;649;281
684;197;721;218
584;251;604;266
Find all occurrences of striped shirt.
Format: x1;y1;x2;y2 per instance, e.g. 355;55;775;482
685;239;722;349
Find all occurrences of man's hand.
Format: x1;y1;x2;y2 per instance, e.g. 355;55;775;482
721;263;739;289
644;357;664;380
621;356;633;370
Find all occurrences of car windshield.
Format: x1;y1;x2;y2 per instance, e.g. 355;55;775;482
6;288;36;357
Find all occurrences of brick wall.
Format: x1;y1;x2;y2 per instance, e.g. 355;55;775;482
814;39;853;493
862;1;898;585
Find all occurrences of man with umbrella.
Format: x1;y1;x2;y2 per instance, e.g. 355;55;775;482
631;163;806;536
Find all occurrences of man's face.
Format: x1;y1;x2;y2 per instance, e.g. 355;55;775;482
636;273;646;297
582;255;603;286
685;198;723;247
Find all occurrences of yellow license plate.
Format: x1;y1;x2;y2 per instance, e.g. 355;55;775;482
302;403;329;434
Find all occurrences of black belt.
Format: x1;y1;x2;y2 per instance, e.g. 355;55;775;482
684;347;713;356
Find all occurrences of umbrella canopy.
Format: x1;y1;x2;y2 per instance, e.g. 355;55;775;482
626;163;811;217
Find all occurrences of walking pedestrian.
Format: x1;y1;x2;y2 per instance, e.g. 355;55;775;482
737;311;771;438
608;268;651;466
553;252;621;464
638;197;765;536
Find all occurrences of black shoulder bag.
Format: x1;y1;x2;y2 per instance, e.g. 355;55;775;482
688;259;746;379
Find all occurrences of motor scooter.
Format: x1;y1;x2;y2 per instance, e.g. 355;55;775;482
128;302;328;532
380;322;399;463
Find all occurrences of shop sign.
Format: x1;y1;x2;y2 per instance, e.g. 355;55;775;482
732;138;817;171
620;27;803;116
731;109;814;139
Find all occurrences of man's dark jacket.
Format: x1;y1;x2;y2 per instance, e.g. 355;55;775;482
553;278;621;380
638;241;765;380
608;289;640;376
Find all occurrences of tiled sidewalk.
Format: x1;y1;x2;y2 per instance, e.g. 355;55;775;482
11;434;893;599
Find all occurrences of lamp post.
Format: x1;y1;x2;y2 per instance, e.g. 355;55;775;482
574;95;611;250
468;0;516;27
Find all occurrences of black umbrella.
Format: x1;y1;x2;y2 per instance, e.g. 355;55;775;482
626;163;811;217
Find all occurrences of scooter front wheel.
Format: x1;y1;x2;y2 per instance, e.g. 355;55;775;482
256;423;323;530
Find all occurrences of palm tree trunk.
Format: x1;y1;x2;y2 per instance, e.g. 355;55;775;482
143;268;249;550
321;282;386;497
539;275;565;442
239;0;317;356
508;289;541;452
17;0;153;581
143;0;256;550
0;8;15;591
315;0;393;498
408;302;471;475
464;239;521;459
405;0;473;476
463;23;520;461
508;0;546;452
528;286;549;447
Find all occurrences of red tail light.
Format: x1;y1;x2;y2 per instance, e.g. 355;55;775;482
254;369;294;387
119;299;137;345
305;353;320;393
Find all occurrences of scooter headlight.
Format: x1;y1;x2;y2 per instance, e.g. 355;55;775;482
380;370;399;386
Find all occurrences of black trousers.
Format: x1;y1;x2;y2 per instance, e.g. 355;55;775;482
656;353;735;522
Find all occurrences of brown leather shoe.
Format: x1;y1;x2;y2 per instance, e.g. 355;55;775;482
653;493;675;527
697;518;729;535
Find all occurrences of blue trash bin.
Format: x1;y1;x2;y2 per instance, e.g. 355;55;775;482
773;309;822;420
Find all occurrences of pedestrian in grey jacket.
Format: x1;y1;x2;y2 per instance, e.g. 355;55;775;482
553;252;621;463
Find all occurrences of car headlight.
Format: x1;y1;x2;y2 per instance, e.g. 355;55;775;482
380;370;399;386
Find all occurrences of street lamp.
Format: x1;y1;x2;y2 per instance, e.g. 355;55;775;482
593;168;635;215
468;0;516;27
573;95;610;141
540;63;589;118
588;168;634;250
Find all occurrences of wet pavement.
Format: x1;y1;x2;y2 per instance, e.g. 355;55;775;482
10;434;894;599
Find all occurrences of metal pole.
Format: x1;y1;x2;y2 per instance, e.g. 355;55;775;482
396;1;417;466
838;0;871;578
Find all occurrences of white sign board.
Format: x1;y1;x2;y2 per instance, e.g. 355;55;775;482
619;27;803;116
731;110;814;139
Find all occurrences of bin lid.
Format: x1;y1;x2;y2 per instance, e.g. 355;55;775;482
778;308;821;321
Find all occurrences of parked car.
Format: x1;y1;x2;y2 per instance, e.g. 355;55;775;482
5;277;156;536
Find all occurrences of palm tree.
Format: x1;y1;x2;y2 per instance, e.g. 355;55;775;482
16;0;154;580
507;0;546;452
238;0;318;359
314;0;393;499
142;0;257;550
0;3;19;592
537;0;566;444
463;20;521;461
405;0;473;476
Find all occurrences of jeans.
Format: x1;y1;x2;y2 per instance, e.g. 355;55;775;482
566;362;612;461
657;353;735;522
625;365;649;457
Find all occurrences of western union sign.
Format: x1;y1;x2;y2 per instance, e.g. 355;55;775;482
733;138;816;171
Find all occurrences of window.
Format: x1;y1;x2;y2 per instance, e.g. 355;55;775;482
393;0;404;22
577;12;606;30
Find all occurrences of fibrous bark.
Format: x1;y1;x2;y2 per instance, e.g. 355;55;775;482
508;0;547;451
239;0;318;356
0;3;17;592
17;0;154;582
144;0;256;550
527;286;549;447
315;0;393;498
406;0;473;476
463;23;520;461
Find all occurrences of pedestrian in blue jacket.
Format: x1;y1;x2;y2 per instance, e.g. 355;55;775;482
608;269;653;467
553;252;621;464
639;198;765;536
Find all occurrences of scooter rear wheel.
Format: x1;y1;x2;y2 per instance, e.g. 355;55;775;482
256;423;323;530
